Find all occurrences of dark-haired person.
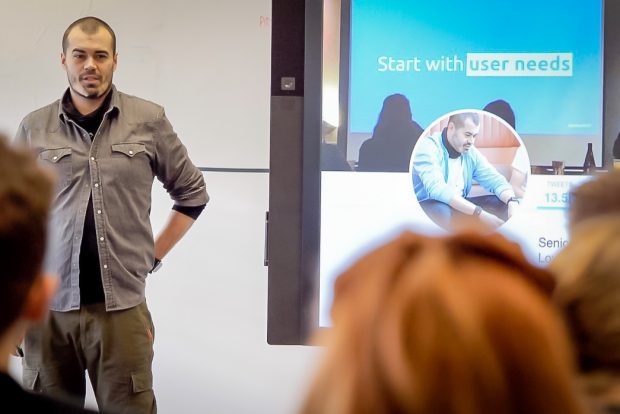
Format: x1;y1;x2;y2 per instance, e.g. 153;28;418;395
412;112;518;229
0;136;97;413
15;16;208;413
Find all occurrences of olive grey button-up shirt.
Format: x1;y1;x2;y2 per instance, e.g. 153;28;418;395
15;86;209;312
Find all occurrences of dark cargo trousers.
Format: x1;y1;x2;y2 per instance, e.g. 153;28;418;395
420;195;510;229
22;301;156;414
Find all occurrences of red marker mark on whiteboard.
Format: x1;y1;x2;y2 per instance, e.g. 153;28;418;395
260;16;271;28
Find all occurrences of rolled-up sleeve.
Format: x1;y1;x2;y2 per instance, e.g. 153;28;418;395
153;109;209;207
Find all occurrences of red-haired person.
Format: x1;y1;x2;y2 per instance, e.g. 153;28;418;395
302;231;585;414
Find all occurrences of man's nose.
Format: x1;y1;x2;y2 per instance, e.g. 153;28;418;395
84;56;96;70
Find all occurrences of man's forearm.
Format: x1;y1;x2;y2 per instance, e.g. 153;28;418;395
447;194;504;226
154;210;196;260
448;195;479;215
498;189;516;204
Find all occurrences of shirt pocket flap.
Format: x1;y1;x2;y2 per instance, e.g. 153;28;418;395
131;370;153;393
39;148;72;163
111;143;146;158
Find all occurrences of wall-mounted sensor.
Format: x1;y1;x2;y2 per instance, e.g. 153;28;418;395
281;77;296;91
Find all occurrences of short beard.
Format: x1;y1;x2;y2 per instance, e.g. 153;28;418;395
69;77;112;100
72;86;107;100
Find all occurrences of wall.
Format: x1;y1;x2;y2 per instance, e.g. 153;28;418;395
2;0;320;412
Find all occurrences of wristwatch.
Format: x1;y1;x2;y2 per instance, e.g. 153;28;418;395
507;196;520;205
150;258;162;273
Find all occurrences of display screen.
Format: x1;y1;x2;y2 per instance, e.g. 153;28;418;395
318;0;603;326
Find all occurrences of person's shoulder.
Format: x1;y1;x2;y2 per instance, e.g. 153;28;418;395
416;132;441;152
20;100;61;130
115;90;165;122
359;135;378;153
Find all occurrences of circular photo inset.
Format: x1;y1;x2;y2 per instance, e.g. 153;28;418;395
410;109;530;231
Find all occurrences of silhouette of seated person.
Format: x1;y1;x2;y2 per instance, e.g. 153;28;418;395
321;121;353;171
483;99;515;129
357;94;423;172
613;131;620;160
321;142;352;171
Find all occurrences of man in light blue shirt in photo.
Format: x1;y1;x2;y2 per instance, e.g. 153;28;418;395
412;112;519;229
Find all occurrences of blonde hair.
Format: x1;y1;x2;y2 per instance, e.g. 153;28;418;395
301;231;583;414
552;216;620;371
568;170;620;231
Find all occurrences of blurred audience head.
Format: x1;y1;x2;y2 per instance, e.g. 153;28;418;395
301;231;583;414
551;217;620;412
0;134;56;358
568;170;620;232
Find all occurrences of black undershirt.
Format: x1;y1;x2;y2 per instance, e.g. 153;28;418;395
63;92;111;304
62;92;205;305
441;127;461;159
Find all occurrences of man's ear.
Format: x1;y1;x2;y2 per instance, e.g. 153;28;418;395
21;273;58;322
61;52;66;66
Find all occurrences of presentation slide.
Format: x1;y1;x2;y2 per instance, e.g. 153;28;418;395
318;0;603;326
349;0;602;137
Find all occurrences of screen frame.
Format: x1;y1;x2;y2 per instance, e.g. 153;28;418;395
268;0;620;345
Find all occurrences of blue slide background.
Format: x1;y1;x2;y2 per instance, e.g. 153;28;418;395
349;0;602;136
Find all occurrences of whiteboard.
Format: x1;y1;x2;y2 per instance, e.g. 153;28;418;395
0;0;271;168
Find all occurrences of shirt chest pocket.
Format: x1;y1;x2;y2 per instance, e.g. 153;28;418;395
111;143;147;158
39;147;72;187
109;143;152;183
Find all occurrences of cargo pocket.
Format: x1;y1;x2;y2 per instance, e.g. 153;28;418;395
128;369;157;414
131;369;153;394
22;368;40;392
39;147;72;188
